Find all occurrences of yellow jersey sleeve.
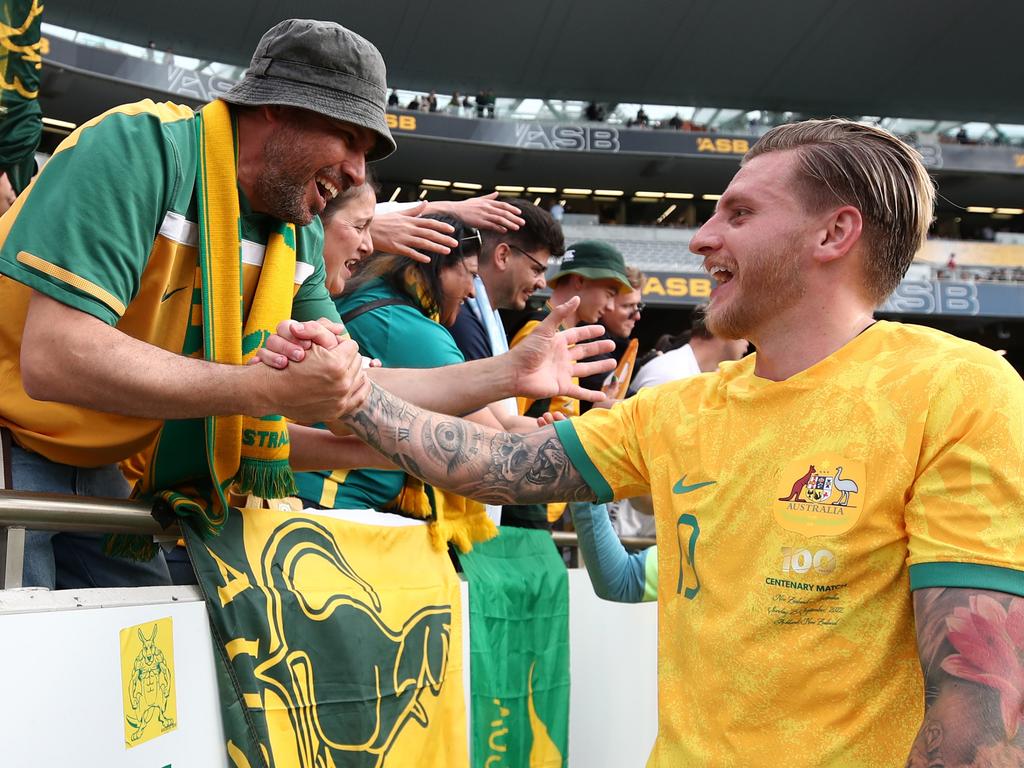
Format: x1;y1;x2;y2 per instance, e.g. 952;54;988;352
552;389;656;503
906;352;1024;595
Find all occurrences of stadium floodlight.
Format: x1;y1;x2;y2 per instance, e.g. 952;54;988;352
665;192;695;199
634;191;665;199
562;188;592;195
388;187;402;203
421;179;451;187
966;206;995;213
657;204;678;223
495;185;526;193
419;189;429;200
995;208;1024;215
453;181;483;190
702;193;723;201
594;189;624;196
527;186;557;193
631;196;659;203
533;197;542;206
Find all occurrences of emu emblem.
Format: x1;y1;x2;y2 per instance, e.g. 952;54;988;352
120;618;177;747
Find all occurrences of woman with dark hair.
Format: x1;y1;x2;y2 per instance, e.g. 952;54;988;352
295;214;513;514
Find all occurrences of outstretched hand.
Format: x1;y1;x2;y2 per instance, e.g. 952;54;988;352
432;192;526;233
370;201;457;261
509;297;616;404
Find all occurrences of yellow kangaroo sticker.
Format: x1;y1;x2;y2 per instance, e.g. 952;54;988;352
120;617;177;748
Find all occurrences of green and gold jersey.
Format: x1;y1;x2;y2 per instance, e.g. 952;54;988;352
0;100;337;468
554;321;1024;766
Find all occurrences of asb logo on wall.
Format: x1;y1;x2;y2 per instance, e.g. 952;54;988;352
119;617;177;748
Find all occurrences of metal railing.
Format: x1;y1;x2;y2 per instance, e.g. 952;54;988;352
0;490;655;590
0;490;178;589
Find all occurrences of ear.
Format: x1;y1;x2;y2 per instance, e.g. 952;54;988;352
814;205;863;265
492;242;511;271
138;629;146;643
151;625;158;641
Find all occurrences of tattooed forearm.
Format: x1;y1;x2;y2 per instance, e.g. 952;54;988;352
906;587;1024;768
341;381;596;504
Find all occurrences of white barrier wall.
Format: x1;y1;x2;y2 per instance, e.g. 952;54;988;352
0;571;657;767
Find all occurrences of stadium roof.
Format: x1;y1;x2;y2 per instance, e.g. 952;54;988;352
45;0;1024;125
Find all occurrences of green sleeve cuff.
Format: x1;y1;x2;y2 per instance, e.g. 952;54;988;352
909;562;1024;597
642;546;659;603
553;419;614;504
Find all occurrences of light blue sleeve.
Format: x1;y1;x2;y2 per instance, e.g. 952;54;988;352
570;502;657;603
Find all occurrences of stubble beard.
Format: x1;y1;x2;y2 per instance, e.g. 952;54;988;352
706;237;806;340
254;126;315;226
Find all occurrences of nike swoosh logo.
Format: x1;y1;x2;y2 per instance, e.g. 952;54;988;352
161;285;188;302
673;475;716;495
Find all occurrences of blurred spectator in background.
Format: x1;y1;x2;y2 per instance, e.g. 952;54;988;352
450;200;564;366
956;126;969;144
447;92;462;114
634;107;649;128
578;265;645;412
388;88;399;107
427;91;438;112
668;112;684;130
549;199;564;222
503;241;631;528
406;94;421;111
630;306;749;392
585;102;605;122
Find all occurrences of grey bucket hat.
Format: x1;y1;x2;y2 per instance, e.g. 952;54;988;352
222;19;396;161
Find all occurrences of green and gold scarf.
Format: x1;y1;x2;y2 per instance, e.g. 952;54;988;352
108;99;297;560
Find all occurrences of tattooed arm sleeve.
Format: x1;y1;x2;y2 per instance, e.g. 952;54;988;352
906;587;1024;768
338;381;598;505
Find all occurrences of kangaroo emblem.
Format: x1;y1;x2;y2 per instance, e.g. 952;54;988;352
126;624;175;741
779;465;816;502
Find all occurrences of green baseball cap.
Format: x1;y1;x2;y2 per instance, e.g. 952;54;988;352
547;240;632;292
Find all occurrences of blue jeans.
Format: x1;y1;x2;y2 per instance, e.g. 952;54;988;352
11;444;170;589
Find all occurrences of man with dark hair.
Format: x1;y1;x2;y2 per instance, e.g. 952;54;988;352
326;119;1024;765
449;199;564;364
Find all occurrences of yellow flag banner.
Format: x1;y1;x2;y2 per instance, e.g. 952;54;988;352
183;507;468;768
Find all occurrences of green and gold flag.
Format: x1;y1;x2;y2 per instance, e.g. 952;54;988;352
458;527;570;768
0;0;44;192
185;508;469;768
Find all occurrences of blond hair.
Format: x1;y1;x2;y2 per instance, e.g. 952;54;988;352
745;120;935;303
624;265;646;290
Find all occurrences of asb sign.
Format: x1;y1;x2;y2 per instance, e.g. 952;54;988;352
641;272;714;307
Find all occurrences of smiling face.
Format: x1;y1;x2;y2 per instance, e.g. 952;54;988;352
323;185;377;296
689;151;815;340
438;255;479;327
254;108;376;226
573;276;621;325
604;287;643;337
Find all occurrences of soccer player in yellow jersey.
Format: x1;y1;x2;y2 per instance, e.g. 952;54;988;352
315;119;1024;766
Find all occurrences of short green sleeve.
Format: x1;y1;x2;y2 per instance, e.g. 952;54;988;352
291;217;340;323
0;109;183;325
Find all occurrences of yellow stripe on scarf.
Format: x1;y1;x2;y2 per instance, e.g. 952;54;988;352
197;99;297;520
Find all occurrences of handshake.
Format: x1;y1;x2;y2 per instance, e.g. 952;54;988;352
246;296;617;427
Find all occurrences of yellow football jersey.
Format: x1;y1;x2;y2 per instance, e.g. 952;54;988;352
554;321;1024;766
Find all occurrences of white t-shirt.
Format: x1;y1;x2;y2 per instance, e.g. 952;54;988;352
630;343;701;391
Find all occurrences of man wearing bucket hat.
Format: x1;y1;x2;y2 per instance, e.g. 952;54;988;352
0;19;614;589
502;240;631;528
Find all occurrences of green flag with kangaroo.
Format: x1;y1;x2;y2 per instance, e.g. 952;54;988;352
184;507;468;768
458;527;569;767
